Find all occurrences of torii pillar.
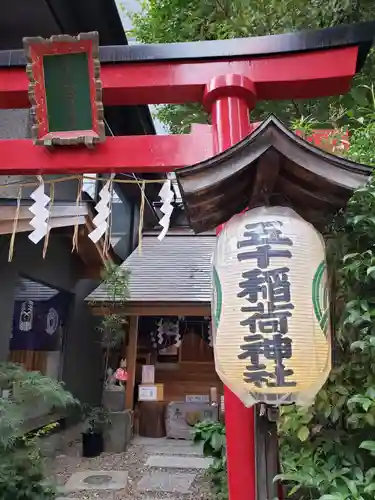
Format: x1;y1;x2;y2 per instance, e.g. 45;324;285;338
203;74;257;500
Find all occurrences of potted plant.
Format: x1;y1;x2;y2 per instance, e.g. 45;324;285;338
81;405;111;458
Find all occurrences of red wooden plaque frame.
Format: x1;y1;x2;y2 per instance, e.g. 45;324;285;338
23;32;105;146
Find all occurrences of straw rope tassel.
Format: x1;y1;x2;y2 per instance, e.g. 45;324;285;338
42;181;55;259
103;178;114;257
8;187;22;262
138;180;146;255
72;177;83;253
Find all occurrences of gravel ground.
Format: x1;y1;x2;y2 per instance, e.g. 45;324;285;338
48;438;214;500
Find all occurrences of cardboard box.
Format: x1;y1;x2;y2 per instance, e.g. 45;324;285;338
142;365;155;384
138;383;164;402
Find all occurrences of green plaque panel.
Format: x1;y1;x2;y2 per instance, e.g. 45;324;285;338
43;52;93;132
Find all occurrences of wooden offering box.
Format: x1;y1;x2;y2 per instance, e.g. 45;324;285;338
138;401;167;438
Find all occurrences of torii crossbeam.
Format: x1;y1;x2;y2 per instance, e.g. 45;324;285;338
0;21;374;500
0;21;373;174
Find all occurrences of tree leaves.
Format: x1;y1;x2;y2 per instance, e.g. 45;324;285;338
277;118;375;498
0;363;76;499
192;420;227;496
359;441;375;453
297;426;309;442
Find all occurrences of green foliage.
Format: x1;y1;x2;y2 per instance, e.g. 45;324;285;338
126;0;375;133
0;443;56;500
0;362;77;448
96;262;130;393
343;85;375;166
97;261;130;349
275;109;375;498
100;260;130;304
0;362;77;499
193;420;227;499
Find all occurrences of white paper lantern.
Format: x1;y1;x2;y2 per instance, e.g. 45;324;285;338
211;206;331;407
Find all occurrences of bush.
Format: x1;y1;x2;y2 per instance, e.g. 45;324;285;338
0;362;78;499
193;420;227;500
276;92;375;499
0;440;56;500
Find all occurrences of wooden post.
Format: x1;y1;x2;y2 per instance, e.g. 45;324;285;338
125;315;139;410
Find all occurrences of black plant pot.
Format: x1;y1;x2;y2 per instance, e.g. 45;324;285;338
82;432;104;458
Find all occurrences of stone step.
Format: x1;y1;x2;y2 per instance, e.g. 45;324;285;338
133;436;200;447
137;471;196;494
58;470;128;494
146;455;213;469
144;444;204;456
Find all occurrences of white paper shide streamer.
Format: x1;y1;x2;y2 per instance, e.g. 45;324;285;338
156;319;181;347
157;319;164;344
150;331;158;349
89;179;112;243
157;179;174;241
28;182;50;244
207;322;213;347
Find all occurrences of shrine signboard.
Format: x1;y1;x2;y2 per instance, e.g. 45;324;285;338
212;206;331;407
23;32;105;146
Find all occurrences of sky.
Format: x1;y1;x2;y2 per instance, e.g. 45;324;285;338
115;0;140;41
115;0;166;134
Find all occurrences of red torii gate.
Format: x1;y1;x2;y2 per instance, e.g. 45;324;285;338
1;21;374;500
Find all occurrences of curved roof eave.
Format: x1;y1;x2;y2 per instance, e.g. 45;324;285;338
175;115;372;234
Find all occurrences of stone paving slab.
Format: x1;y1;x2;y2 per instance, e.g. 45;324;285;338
57;494;115;499
136;471;196;494
57;497;115;500
144;444;204;456
146;455;213;469
133;436;198;447
60;470;128;493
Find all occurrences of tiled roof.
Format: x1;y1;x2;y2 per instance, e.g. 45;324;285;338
15;278;60;301
87;232;216;303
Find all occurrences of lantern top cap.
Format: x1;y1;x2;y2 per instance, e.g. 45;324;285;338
175;114;372;234
1;21;374;68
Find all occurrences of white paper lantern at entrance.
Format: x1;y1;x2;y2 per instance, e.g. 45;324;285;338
211;206;331;407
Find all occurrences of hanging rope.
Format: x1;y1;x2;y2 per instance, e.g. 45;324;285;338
138;180;146;255
0;174;171;259
103;177;114;257
71;176;83;253
42;181;55;259
0;174;166;190
8;186;22;262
